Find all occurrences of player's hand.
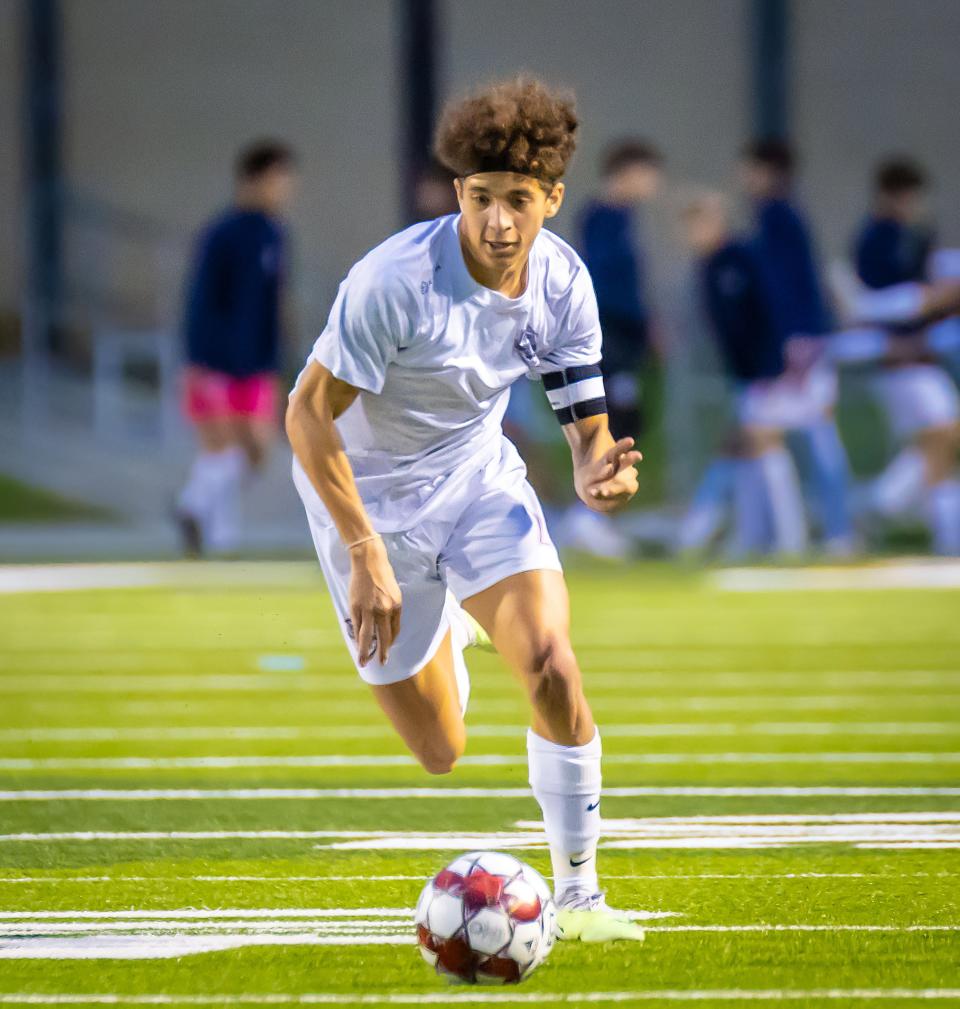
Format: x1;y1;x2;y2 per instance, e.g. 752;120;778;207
575;436;642;514
348;537;402;667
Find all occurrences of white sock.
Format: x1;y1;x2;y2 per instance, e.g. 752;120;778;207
870;448;926;517
178;451;230;526
928;478;960;555
206;446;248;552
758;447;808;554
527;727;602;904
445;596;472;717
730;458;771;555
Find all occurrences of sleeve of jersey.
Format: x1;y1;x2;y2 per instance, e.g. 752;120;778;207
309;261;413;394
538;264;606;425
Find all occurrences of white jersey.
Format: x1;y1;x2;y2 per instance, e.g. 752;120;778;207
293;213;603;531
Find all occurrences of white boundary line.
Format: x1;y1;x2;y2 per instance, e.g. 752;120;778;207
3;752;959;771
2;990;960;1004
0;721;957;742
2;785;959;801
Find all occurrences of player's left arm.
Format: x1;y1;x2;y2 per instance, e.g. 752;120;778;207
562;414;642;514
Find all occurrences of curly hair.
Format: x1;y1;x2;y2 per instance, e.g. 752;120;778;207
434;77;578;187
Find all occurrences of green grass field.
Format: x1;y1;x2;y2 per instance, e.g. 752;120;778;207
0;561;958;1008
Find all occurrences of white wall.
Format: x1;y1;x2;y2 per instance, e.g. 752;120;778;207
444;0;750;246
795;0;960;258
60;0;400;346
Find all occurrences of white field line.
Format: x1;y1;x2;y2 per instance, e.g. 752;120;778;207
3;751;959;771
0;908;414;920
4;674;959;696
714;560;960;591
3;992;960;1005
6;815;960;850
1;871;955;884
3;786;960;802
2;721;956;743
18;696;955;713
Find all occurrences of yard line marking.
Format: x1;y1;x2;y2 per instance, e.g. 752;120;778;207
0;908;415;920
2;786;959;802
0;871;955;884
3;751;959;771
1;721;956;743
3;990;960;1003
715;559;960;591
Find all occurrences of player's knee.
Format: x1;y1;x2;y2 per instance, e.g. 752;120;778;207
525;636;581;709
416;731;466;776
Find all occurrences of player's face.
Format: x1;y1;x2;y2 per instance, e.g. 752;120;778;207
682;202;728;255
455;173;564;274
255;167;297;215
613;163;662;203
739;160;778;199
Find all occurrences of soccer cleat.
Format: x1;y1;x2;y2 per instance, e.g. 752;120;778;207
173;508;203;558
463;610;494;653
555;892;646;943
449;601;495;653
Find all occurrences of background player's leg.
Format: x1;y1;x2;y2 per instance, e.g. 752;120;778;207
177;416;239;554
463;570;601;905
369;630;466;775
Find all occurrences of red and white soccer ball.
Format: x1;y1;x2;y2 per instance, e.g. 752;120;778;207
414;850;557;985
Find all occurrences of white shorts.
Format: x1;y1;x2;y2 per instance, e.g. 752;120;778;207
872;364;960;441
300;440;561;686
736;365;837;431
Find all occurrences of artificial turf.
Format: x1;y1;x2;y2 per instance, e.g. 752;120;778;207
0;562;957;1007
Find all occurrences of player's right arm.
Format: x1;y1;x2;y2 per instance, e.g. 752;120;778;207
286;361;401;667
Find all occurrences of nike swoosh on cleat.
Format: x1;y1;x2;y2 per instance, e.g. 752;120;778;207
586;800;600;811
569;855;592;867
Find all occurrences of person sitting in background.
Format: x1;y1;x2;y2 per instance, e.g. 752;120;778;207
740;138;855;554
847;159;960;554
680;192;812;556
577;139;663;440
175;140;297;555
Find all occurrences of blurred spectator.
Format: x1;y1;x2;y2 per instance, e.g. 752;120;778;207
680;192;810;555
413;160;460;220
850;160;960;554
740;139;855;554
578;139;663;440
175;140;297;554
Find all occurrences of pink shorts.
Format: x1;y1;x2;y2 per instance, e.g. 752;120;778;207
183;367;279;423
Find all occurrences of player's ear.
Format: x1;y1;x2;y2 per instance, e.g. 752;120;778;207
543;181;565;219
453;177;466;206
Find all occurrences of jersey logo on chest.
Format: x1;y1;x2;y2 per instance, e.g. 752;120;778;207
514;324;540;368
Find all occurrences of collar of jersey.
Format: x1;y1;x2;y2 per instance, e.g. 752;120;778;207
448;214;535;314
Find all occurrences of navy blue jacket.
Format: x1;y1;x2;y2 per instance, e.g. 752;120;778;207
700;239;785;383
184;208;286;376
578;201;647;325
752;197;831;337
854;216;933;290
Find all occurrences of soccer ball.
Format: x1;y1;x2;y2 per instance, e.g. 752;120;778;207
414;850;556;984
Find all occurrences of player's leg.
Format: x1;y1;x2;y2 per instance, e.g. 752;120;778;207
462;569;642;942
369;629;466;774
918;422;960;555
176;368;245;554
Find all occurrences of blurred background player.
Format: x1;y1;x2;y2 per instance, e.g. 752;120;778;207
849;159;960;554
681;193;808;555
740;139;855;554
175;140;296;554
578;139;663;440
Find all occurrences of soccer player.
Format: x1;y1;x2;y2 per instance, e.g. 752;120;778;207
848;159;960;554
740;139;854;554
577;139;663;441
287;78;644;942
175;141;296;554
681;192;810;555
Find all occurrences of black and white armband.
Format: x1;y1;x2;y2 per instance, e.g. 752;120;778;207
541;363;607;425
